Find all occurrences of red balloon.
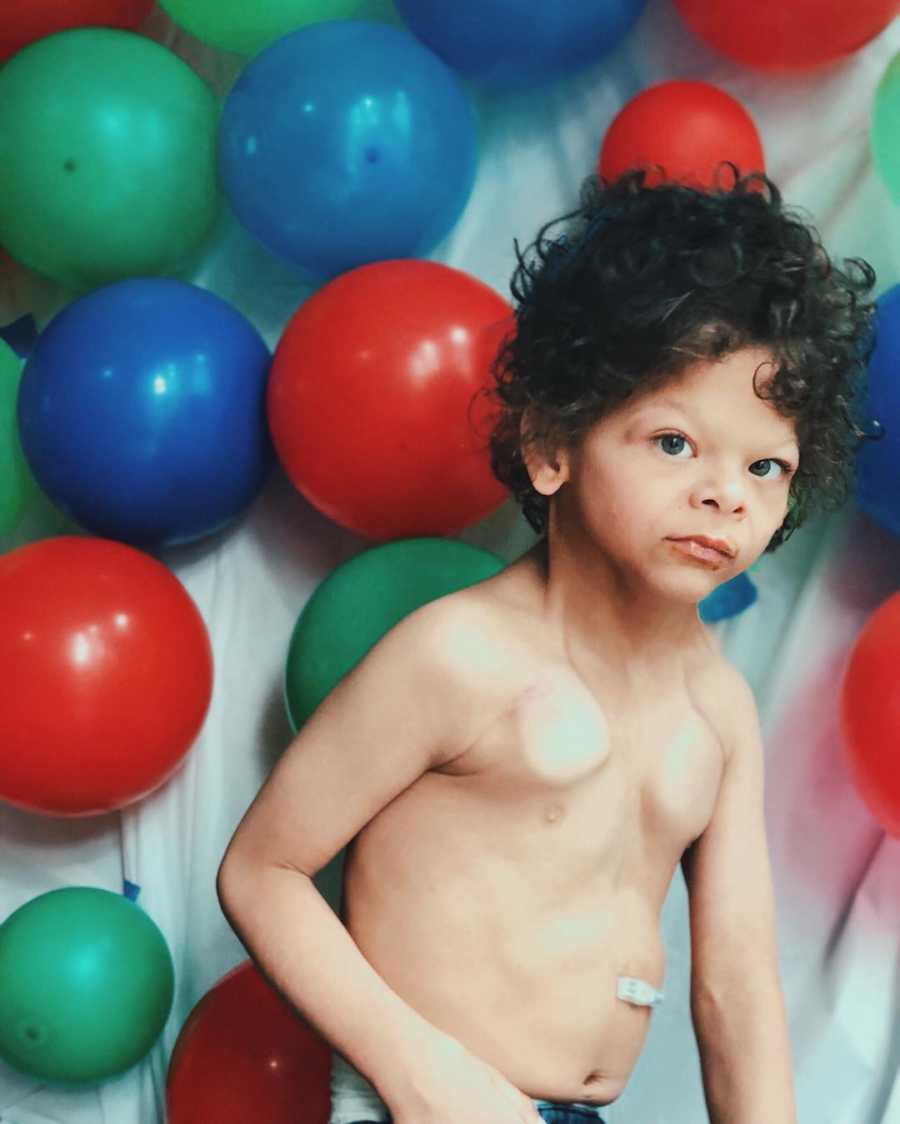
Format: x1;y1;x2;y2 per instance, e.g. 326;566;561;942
599;81;765;191
0;0;153;63
673;0;898;71
167;960;332;1124
0;536;213;817
839;592;900;836
268;259;511;541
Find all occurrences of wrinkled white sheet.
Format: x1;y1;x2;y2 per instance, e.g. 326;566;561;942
2;2;899;1122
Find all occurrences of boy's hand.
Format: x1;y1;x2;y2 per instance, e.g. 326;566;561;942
386;1033;544;1124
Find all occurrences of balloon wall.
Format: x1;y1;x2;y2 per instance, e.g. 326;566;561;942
166;960;331;1123
598;80;766;189
855;283;900;537
0;537;214;816
0;887;174;1082
18;279;274;548
218;21;479;279
267;260;511;540
0;0;153;63
1;2;899;1123
392;0;651;88
0;340;34;535
0;28;220;293
672;0;897;70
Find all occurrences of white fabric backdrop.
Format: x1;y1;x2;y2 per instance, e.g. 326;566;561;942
1;3;899;1122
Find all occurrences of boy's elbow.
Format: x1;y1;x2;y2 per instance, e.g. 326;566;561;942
216;848;312;911
216;845;255;910
216;856;238;911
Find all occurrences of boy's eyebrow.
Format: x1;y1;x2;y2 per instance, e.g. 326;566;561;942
637;397;800;454
638;396;689;416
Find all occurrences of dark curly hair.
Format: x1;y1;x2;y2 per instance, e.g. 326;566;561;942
475;164;882;552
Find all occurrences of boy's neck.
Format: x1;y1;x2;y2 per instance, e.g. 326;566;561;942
520;535;708;682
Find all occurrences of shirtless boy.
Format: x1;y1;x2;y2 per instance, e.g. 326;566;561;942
217;166;878;1124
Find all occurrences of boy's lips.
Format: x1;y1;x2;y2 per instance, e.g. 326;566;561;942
668;534;735;557
666;536;736;565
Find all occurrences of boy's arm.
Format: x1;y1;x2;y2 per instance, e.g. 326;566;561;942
216;597;504;1109
680;666;798;1124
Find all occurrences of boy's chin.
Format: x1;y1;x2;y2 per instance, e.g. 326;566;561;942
655;565;736;602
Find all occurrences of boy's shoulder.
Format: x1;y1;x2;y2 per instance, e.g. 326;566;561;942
685;646;757;765
404;576;542;689
393;580;549;767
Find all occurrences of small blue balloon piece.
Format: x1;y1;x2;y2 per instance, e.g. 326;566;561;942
855;283;900;539
0;313;39;360
698;571;757;624
17;278;274;549
219;20;478;279
394;0;650;88
122;880;141;903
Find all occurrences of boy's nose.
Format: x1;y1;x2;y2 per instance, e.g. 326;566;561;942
693;477;746;513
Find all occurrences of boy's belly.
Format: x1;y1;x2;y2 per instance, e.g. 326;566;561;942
342;775;674;1105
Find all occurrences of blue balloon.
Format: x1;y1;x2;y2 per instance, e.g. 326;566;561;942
17;279;273;548
698;571;758;624
218;20;478;280
855;283;900;538
394;0;650;88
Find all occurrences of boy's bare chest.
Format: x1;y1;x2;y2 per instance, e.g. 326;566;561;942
434;661;726;870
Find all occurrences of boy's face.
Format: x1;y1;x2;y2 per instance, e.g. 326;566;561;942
535;346;799;597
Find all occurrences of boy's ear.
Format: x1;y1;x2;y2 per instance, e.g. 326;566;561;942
520;408;569;496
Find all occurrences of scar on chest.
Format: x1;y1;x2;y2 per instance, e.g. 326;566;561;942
669;720;700;751
519;669;611;750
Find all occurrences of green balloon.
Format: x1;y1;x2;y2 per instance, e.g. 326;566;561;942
158;0;401;55
0;887;175;1084
873;51;900;203
285;537;506;732
0;29;220;293
0;340;37;536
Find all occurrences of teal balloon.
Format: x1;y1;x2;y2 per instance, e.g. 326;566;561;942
0;29;220;293
285;537;505;732
0;887;174;1084
158;0;401;54
0;339;37;536
872;51;900;203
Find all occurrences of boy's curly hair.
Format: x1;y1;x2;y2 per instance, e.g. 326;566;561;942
477;165;881;552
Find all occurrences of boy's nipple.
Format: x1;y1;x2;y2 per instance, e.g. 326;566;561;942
544;801;564;823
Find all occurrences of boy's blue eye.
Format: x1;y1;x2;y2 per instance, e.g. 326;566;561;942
653;433;793;479
749;458;789;479
654;433;690;457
